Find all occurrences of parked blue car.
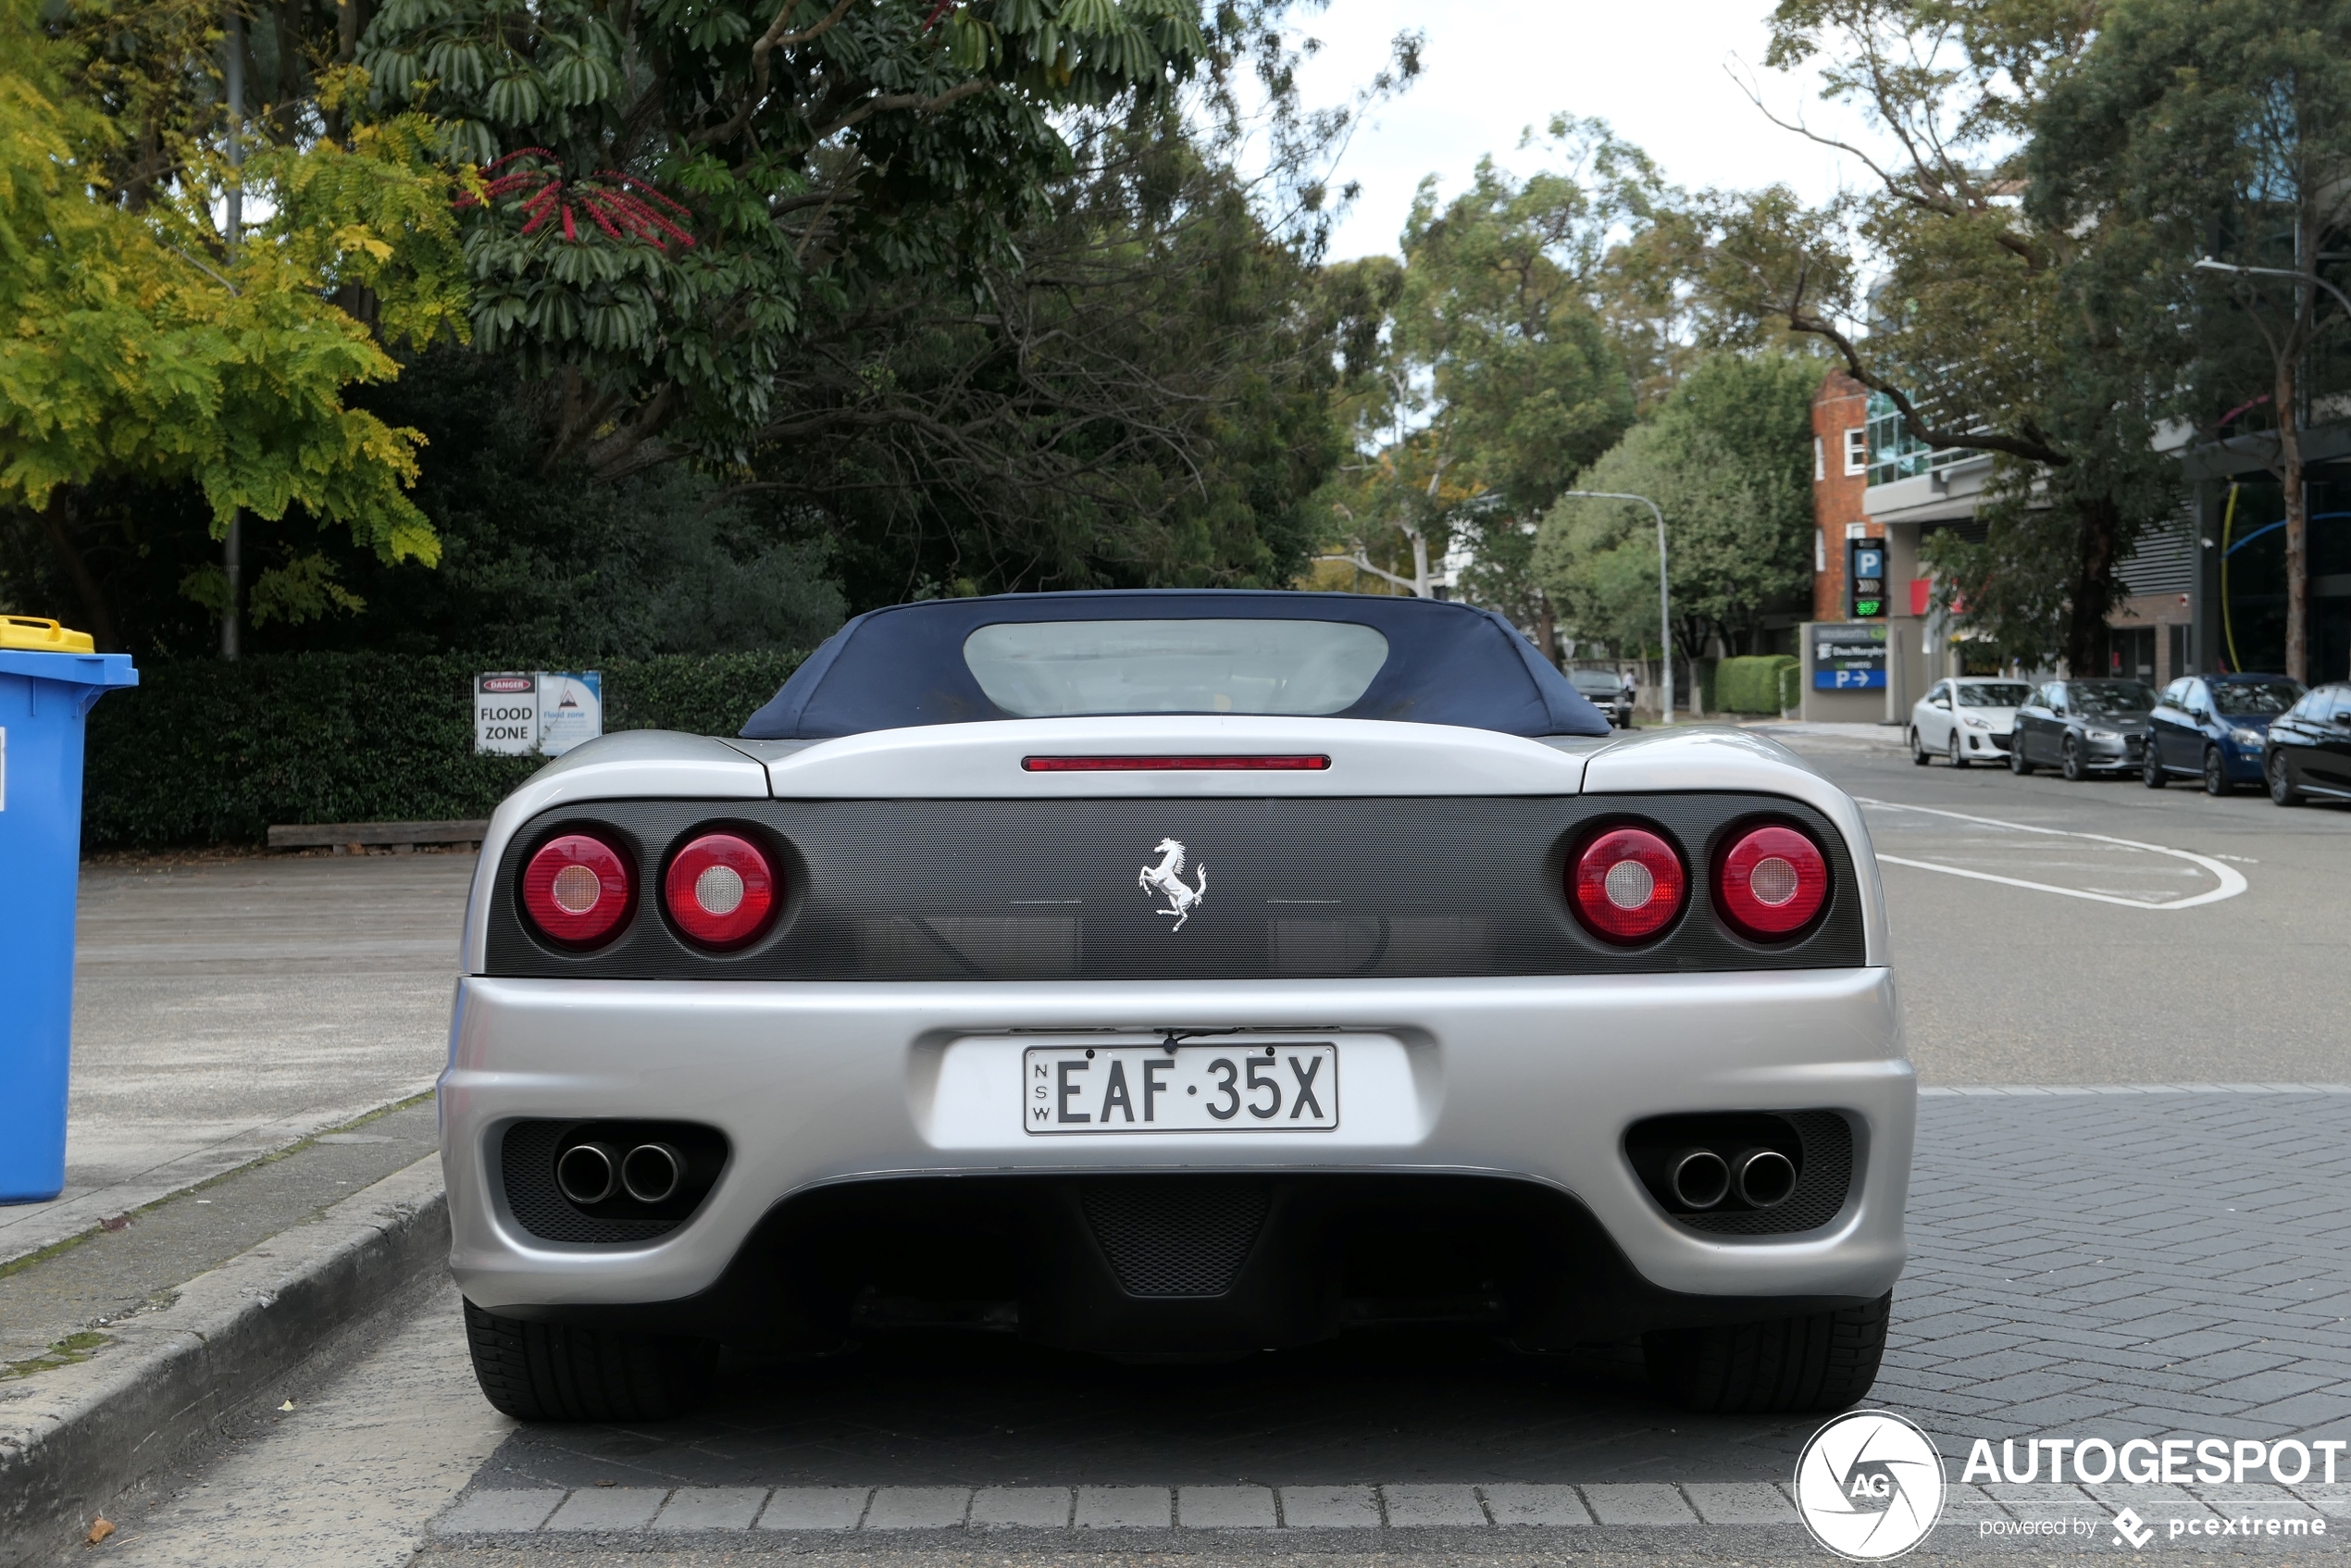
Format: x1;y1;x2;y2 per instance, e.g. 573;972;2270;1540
2144;674;2305;795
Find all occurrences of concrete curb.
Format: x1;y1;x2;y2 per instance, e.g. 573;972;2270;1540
0;1153;447;1566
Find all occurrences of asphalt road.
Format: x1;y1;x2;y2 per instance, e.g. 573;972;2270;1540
1804;740;2351;1085
62;740;2351;1568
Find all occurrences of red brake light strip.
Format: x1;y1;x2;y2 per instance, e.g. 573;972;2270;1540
1022;754;1331;772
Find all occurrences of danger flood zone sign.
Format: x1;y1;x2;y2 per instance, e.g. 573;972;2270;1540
475;672;603;758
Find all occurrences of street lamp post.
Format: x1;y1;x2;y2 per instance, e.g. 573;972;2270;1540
2194;255;2351;320
1556;491;1673;724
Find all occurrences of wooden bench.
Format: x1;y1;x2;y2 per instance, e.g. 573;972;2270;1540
267;819;491;853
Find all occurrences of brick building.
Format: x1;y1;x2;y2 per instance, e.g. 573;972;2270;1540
1810;371;1871;623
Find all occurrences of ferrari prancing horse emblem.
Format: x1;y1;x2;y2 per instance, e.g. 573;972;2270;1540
1138;837;1207;931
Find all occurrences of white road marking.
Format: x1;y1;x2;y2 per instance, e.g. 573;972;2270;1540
1857;799;2247;910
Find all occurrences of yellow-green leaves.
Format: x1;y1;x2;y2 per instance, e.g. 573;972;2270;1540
0;3;466;572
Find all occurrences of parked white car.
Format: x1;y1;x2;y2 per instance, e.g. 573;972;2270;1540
1909;678;2033;767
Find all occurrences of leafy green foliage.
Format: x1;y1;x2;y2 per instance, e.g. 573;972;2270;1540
2029;0;2351;680
1313;118;1653;641
1534;353;1817;663
358;0;1215;476
1714;653;1797;715
81;649;808;847
0;0;472;644
1680;0;2183;672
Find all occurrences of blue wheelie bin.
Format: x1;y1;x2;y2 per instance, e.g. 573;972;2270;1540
0;617;137;1203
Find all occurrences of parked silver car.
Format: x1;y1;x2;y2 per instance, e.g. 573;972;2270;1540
441;592;1912;1425
2009;678;2156;779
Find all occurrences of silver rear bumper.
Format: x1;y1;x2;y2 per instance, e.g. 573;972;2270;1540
443;971;1911;1313
443;970;1912;1315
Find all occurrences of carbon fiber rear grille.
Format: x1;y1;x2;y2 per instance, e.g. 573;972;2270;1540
483;794;1867;980
1081;1180;1270;1297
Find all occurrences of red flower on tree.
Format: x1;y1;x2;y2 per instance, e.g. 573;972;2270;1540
457;150;697;249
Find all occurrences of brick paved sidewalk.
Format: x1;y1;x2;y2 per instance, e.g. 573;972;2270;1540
1897;1088;2351;1451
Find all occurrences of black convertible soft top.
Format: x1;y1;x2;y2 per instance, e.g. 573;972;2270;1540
739;590;1612;740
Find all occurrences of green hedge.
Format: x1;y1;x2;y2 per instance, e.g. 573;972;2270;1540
1715;654;1798;716
83;651;806;850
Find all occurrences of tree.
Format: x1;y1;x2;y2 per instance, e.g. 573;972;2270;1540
1533;352;1818;682
0;0;469;648
356;0;1219;480
715;99;1362;603
1315;118;1654;652
4;4;1386;648
2031;0;2351;682
1694;0;2181;674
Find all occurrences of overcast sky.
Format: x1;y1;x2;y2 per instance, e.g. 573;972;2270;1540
1295;0;1877;263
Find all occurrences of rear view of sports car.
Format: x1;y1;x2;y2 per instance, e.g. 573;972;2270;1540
441;591;1912;1425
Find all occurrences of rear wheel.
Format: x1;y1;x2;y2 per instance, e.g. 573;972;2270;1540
2203;747;2233;797
1909;728;1931;765
1644;1292;1891;1414
2270;751;2306;806
1947;733;1968;768
2143;746;2167;788
463;1300;718;1423
2060;736;2088;781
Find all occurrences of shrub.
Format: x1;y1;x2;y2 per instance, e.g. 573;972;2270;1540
1715;654;1798;716
81;651;806;849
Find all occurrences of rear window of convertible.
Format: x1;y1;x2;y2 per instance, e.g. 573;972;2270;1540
963;618;1390;717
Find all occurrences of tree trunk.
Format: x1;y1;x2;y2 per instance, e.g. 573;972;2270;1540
2279;352;2308;684
36;492;120;652
2066;495;2121;678
1534;591;1558;664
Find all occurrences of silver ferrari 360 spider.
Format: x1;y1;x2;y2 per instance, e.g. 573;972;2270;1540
442;591;1911;1422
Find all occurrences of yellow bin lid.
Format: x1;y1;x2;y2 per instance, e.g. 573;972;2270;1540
0;616;97;653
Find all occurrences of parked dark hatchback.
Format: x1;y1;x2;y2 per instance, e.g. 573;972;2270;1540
2263;682;2351;805
2145;675;2303;796
2009;679;2156;780
1567;668;1636;728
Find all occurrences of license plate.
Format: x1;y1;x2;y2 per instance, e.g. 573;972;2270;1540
1022;1043;1338;1134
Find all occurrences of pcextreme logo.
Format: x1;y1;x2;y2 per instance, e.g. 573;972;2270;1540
1794;1410;1947;1561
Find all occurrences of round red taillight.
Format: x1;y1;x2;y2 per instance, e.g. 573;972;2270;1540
520;834;633;948
664;833;778;950
1570;826;1686;942
1716;823;1830;940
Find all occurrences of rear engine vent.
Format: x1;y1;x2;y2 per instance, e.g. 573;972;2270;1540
500;1119;728;1245
1081;1180;1270;1298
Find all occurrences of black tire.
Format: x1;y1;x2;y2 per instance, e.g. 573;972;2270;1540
2060;736;2088;781
1909;728;1931;765
1947;733;1968;769
2009;738;2034;776
1644;1292;1892;1414
2203;747;2232;797
2270;750;2306;806
2143;745;2167;788
464;1299;718;1422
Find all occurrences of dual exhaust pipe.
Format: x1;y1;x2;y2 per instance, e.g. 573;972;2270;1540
555;1140;686;1207
1666;1145;1797;1212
